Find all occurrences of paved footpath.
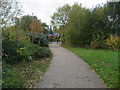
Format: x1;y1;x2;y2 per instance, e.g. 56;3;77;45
36;44;106;88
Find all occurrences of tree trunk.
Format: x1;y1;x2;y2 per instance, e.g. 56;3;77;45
32;32;34;43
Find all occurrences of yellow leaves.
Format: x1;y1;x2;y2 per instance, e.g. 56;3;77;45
106;34;119;50
20;47;26;50
106;34;118;44
19;36;30;41
16;49;22;54
16;47;26;55
93;63;96;66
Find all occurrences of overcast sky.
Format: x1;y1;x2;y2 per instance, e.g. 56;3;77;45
20;0;107;25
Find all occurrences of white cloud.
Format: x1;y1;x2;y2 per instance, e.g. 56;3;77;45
20;0;107;25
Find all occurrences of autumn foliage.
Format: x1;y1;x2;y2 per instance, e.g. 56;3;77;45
106;34;119;51
30;16;43;43
30;16;43;33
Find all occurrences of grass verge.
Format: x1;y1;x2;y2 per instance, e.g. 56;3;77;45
2;58;51;88
63;46;118;88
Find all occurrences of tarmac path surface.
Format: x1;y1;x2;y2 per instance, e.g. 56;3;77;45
36;44;106;88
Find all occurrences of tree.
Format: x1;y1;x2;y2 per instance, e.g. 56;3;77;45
64;3;91;46
20;15;33;32
105;2;120;36
41;22;49;34
51;4;71;44
51;4;71;29
51;2;120;48
0;0;22;29
30;16;43;43
88;5;108;41
0;0;22;40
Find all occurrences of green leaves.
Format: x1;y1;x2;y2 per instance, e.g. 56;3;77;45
64;3;91;46
2;64;25;88
52;2;120;48
20;15;33;31
51;4;71;27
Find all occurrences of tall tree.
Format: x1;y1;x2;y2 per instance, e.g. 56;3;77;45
0;0;22;29
30;16;43;43
0;0;22;40
51;4;71;29
105;2;120;36
41;22;49;34
88;5;108;41
64;3;91;46
20;15;33;32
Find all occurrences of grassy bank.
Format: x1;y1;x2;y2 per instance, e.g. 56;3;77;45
3;58;51;88
63;46;118;88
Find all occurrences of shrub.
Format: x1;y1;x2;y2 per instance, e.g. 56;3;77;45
33;46;51;59
2;38;38;64
29;34;48;47
37;34;48;47
90;40;108;49
19;39;51;60
118;40;120;49
106;34;119;51
18;40;37;60
2;39;23;64
2;38;51;64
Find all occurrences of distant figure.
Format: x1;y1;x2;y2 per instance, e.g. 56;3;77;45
57;39;59;44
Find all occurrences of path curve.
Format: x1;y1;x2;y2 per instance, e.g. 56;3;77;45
36;44;106;88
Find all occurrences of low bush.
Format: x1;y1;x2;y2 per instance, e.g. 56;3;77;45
29;34;48;47
33;46;51;59
19;39;51;60
2;38;51;64
37;35;48;47
2;39;37;64
18;40;37;61
90;35;120;50
90;40;108;49
2;39;23;64
118;40;120;49
106;34;119;51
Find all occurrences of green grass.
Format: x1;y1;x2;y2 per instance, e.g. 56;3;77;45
63;46;118;88
2;58;51;88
